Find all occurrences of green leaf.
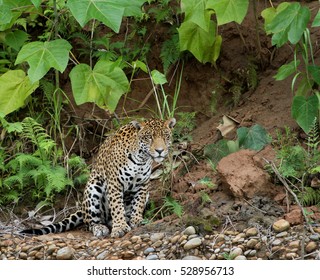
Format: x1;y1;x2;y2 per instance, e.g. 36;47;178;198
69;60;129;112
5;30;29;51
67;0;145;33
0;70;39;116
207;0;249;25
181;0;212;31
0;4;12;25
292;95;318;133
237;124;270;151
308;65;320;85
312;9;320;27
151;70;167;85
31;0;42;8
178;20;217;64
265;3;310;46
15;39;72;83
132;60;147;73
204;139;231;164
274;60;300;81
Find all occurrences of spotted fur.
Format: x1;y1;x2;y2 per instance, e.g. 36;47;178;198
20;118;176;238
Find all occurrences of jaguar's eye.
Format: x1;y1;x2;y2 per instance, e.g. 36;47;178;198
142;134;152;141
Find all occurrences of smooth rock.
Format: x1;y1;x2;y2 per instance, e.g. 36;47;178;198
288;240;300;249
309;234;320;241
56;246;74;260
245;228;258;237
184;238;202;250
183;226;196;236
144;247;155;255
96;251;108;260
272;239;282;246
272;219;290;233
150;233;165;242
230;247;243;259
305;241;318;253
146;254;159;260
246;239;258;249
234;255;247;260
182;256;202;260
275;231;288;238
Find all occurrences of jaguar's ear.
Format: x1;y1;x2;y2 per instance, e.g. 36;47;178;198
166;118;176;129
131;120;143;130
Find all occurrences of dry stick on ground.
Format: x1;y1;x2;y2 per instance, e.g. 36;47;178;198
264;159;316;234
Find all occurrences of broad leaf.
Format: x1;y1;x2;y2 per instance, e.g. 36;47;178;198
207;0;249;25
204;140;231;165
292;95;318;133
274;60;300;81
15;39;72;83
151;70;167;85
237;124;270;151
181;0;212;31
5;30;29;51
67;0;144;33
308;65;320;85
69;60;129;112
0;4;12;25
0;70;39;116
178;20;218;64
312;9;320;27
31;0;42;8
265;3;310;46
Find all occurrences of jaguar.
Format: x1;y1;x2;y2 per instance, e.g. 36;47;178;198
21;118;176;238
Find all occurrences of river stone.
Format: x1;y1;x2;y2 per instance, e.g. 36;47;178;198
245;228;258;237
97;251;108;260
309;234;320;241
230;247;243;259
272;219;290;232
184;238;202;250
150;233;165;242
144;247;155;255
272;239;282;246
183;226;196;236
182;256;202;260
305;241;318;253
246;239;258;249
146;254;159;260
288;240;300;249
56;246;74;260
234;255;246;260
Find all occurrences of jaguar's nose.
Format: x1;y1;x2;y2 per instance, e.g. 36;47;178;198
155;148;164;155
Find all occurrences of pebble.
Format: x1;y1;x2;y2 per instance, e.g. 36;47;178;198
246;239;258;249
182;256;202;260
146;254;159;260
275;231;288;238
305;241;318;253
234;255;246;260
56;246;74;260
230;247;243;259
144;247;155;255
245;228;258;237
272;239;282;246
273;219;290;232
183;226;196;236
150;233;165;242
184;238;202;250
288;240;300;249
309;234;320;241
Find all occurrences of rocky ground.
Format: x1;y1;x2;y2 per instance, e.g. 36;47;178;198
1;221;320;260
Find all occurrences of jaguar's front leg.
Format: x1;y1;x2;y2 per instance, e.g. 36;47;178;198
108;179;131;238
129;183;149;228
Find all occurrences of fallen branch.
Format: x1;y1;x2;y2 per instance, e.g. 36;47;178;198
264;158;315;234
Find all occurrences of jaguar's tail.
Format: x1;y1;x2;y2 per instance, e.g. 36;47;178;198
20;211;83;235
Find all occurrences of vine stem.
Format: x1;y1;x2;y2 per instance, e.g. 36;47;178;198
264;158;315;234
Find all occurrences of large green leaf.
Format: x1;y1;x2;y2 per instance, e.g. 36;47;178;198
178;20;218;64
15;39;72;83
292;95;318;133
237;124;270;151
67;0;144;33
274;60;300;81
265;3;310;47
5;30;29;51
207;0;249;25
308;65;320;85
312;9;320;27
69;60;129;112
0;70;39;116
181;0;212;31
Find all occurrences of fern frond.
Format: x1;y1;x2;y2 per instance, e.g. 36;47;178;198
21;117;56;159
298;187;320;206
160;33;180;74
163;196;183;218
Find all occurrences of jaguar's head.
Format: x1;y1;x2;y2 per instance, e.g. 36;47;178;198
132;118;176;163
